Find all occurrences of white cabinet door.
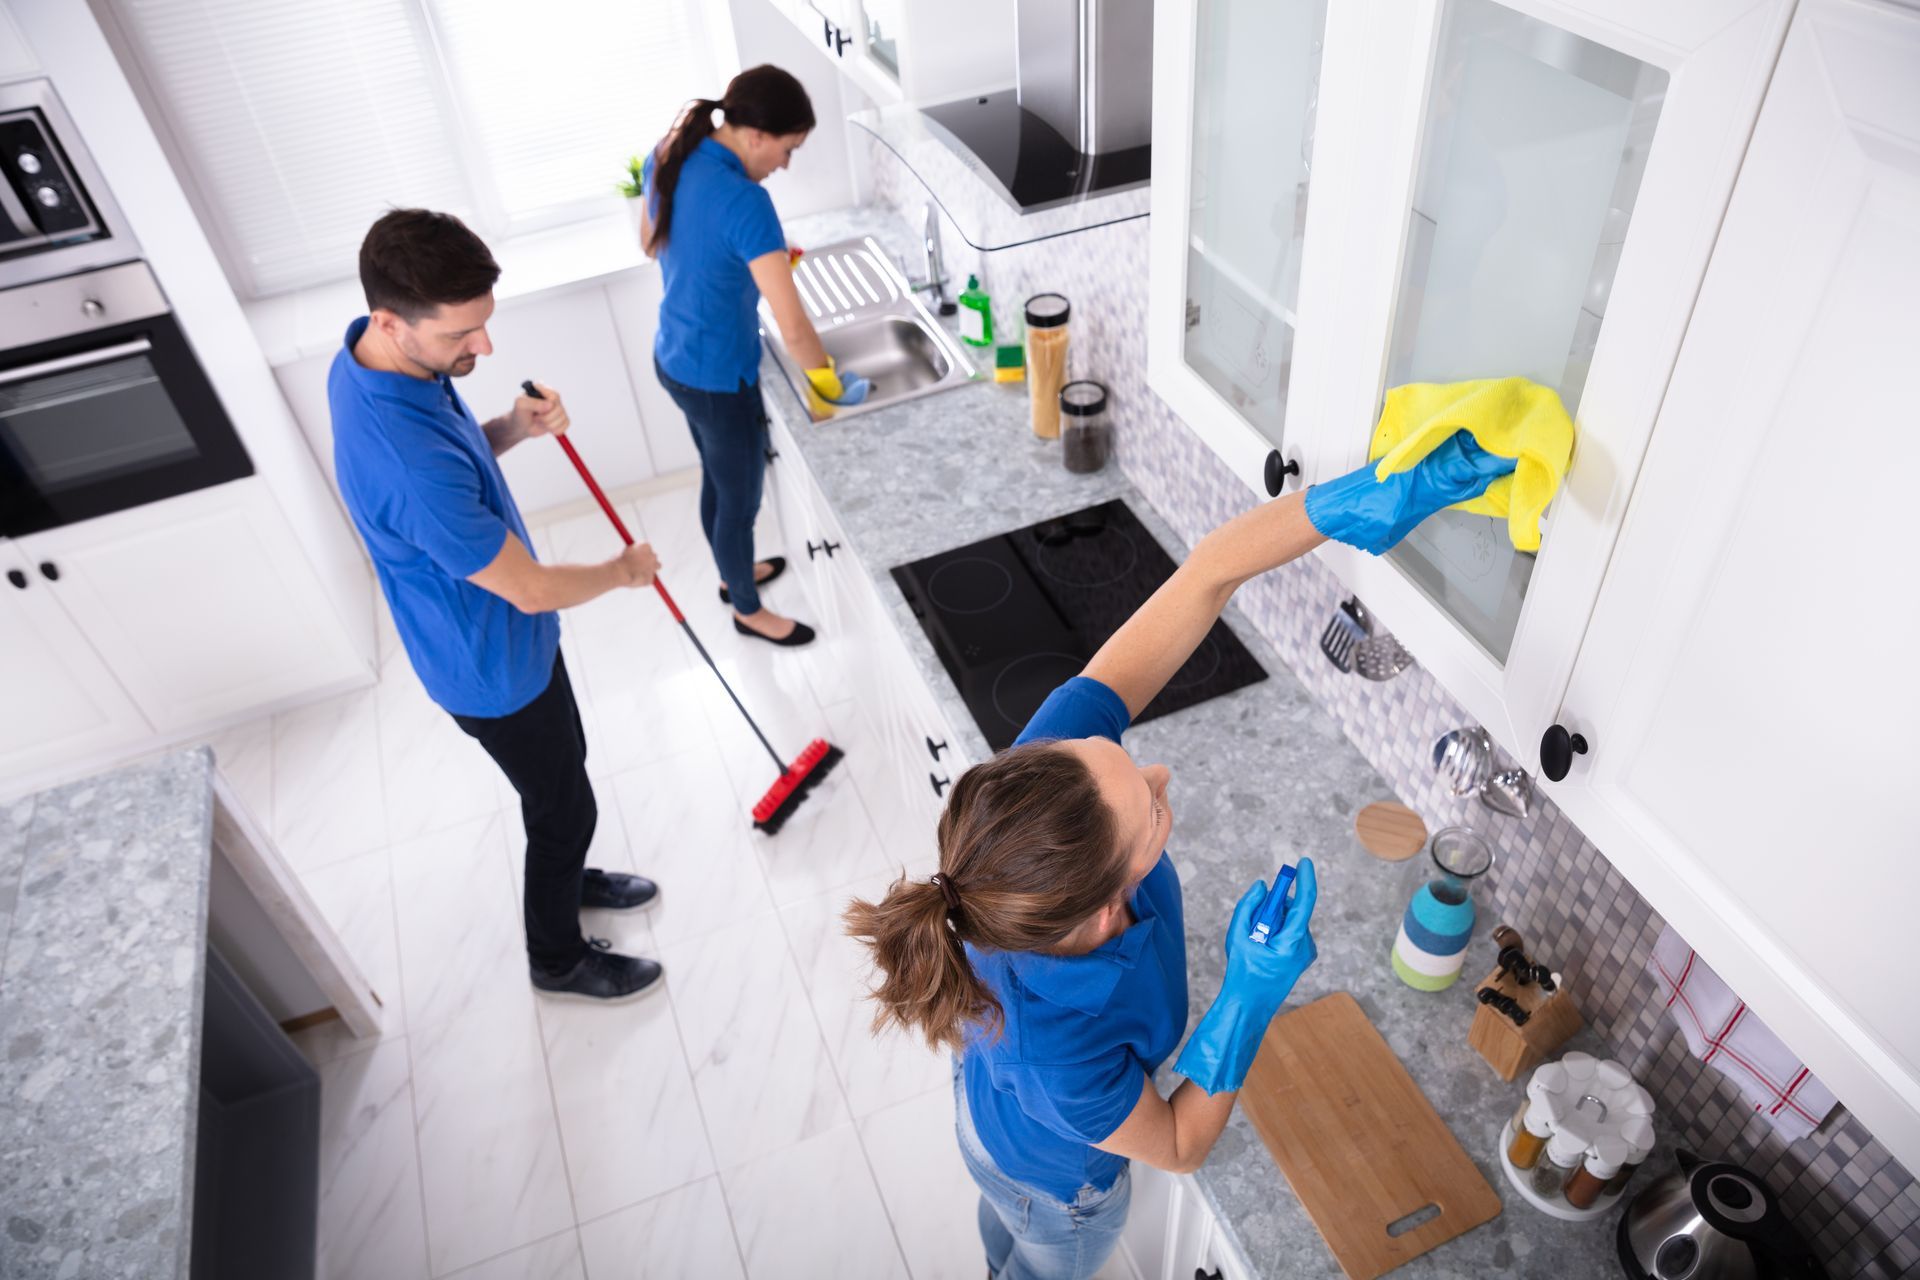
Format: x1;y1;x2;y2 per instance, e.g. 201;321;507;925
1147;0;1333;500
1552;0;1920;1175
0;544;148;780
17;480;365;732
1294;0;1792;771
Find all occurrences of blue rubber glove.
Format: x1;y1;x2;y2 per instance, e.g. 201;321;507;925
1303;431;1517;555
1174;858;1320;1095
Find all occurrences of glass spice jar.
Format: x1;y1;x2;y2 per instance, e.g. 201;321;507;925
1059;380;1111;473
1506;1094;1558;1171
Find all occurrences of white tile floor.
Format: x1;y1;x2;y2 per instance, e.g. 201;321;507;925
206;477;1139;1280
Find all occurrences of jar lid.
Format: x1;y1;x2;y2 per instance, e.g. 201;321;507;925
1025;292;1070;328
1546;1127;1591;1163
1527;1062;1569;1098
1585;1135;1633;1178
1560;1051;1598;1083
1059;380;1108;417
1620;1115;1656;1158
1596;1060;1634;1091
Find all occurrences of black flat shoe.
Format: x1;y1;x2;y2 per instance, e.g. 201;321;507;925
718;557;788;604
580;868;658;911
732;617;816;647
531;939;663;1004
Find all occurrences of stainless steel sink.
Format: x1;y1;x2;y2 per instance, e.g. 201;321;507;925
759;236;976;420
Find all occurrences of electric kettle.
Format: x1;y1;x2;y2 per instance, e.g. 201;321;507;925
1617;1150;1825;1279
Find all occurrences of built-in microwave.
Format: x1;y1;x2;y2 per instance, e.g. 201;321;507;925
0;79;251;537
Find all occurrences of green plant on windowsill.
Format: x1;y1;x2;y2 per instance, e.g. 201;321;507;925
616;154;646;199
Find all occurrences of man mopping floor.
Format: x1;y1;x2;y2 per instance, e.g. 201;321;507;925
328;208;665;1003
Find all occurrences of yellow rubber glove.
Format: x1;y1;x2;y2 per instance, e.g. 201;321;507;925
803;358;872;418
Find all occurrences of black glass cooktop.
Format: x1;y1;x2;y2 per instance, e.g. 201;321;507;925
891;500;1267;751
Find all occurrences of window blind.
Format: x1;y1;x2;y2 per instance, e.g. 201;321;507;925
105;0;716;298
109;0;473;297
423;0;712;229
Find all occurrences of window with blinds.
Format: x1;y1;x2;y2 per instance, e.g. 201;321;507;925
104;0;718;298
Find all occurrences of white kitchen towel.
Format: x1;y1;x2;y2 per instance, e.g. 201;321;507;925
1648;926;1838;1140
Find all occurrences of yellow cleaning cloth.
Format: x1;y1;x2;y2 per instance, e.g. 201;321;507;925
1369;377;1574;553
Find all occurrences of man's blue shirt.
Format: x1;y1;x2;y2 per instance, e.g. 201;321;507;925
962;677;1190;1202
328;317;558;718
646;138;787;392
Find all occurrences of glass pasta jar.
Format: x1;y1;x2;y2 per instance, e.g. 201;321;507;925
1025;293;1070;439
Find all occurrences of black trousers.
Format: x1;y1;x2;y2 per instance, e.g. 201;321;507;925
451;654;593;975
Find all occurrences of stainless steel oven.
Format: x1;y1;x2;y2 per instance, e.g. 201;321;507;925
0;79;251;537
0;262;250;535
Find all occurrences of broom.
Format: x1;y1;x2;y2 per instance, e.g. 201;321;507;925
523;381;843;834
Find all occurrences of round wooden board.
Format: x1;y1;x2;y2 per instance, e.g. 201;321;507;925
1355;802;1428;862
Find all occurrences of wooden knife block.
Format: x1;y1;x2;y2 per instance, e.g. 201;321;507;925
1468;965;1582;1081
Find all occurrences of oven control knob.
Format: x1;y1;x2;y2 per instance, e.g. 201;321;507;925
34;185;60;208
81;299;104;319
16;151;41;175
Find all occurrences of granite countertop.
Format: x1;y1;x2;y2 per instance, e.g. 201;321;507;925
778;207;1630;1279
0;748;215;1280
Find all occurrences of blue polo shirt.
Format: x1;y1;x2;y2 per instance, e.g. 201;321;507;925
645;138;787;391
961;677;1190;1202
328;317;559;718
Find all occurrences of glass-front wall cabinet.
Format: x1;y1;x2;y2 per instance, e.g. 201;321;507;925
1181;0;1327;453
1381;0;1667;662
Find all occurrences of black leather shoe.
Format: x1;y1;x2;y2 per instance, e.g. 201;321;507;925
718;556;788;604
531;938;663;1004
580;868;658;911
732;617;816;647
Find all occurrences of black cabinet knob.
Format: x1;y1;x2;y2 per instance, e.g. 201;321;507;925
764;446;779;464
925;736;948;761
38;562;58;582
929;772;951;797
807;540;824;560
1264;450;1300;497
822;14;833;48
1539;723;1589;782
1196;1270;1224;1280
7;569;26;590
822;540;840;558
833;26;853;54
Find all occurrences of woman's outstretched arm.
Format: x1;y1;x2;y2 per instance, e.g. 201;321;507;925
1082;493;1322;719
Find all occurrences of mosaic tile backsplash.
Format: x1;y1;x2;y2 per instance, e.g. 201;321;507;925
867;140;1919;1278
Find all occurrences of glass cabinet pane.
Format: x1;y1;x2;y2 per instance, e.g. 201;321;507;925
1382;0;1667;663
860;0;901;79
1183;0;1327;447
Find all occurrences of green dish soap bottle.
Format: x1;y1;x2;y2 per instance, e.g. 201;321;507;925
957;274;993;347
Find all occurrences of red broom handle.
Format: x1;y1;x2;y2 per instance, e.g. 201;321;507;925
552;427;685;624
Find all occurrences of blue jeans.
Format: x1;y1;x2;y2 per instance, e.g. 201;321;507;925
953;1061;1132;1280
654;357;771;616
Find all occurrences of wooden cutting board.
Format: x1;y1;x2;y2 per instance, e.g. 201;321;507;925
1240;992;1501;1279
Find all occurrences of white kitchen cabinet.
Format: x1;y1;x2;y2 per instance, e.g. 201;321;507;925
1146;0;1330;501
1547;0;1920;1174
1161;1173;1255;1280
1150;0;1793;768
0;542;148;778
14;479;366;735
769;0;1013;107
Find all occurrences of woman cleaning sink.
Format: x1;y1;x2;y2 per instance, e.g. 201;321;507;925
846;436;1515;1280
640;64;870;646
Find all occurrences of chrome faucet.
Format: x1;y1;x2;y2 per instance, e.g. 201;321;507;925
910;203;957;315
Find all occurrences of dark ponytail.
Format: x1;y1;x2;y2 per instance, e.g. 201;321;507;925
647;64;816;253
844;741;1130;1054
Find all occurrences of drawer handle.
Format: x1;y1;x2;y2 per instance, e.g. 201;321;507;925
764;446;779;464
926;736;949;761
832;25;852;54
1264;450;1300;497
1196;1270;1223;1280
807;539;840;560
38;561;58;582
7;568;26;590
1539;723;1589;782
929;772;951;797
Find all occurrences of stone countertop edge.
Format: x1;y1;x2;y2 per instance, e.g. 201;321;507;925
772;207;1633;1280
0;747;215;1280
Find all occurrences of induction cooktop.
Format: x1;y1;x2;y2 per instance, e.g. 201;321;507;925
891;500;1267;752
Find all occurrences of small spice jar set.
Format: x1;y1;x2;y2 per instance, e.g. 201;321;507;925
1497;1050;1657;1221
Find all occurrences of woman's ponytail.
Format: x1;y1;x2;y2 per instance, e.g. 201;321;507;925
647;64;816;254
645;97;720;254
844;874;1000;1054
